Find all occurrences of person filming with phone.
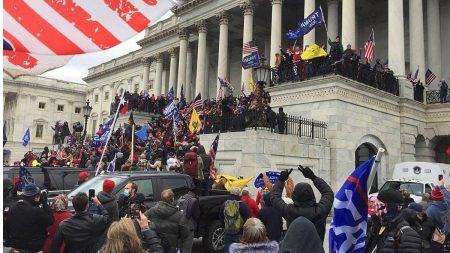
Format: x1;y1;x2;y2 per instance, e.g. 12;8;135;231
118;181;146;218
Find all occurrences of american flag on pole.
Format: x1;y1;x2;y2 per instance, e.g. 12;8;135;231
185;93;203;115
209;132;220;179
3;0;177;77
243;40;258;55
425;69;437;85
364;29;375;63
409;66;419;83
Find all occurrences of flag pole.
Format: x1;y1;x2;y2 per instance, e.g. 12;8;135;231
366;148;385;194
130;124;135;165
95;91;125;176
319;6;329;39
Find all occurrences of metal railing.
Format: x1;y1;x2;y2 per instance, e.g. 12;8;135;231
203;110;327;139
426;89;450;104
269;57;400;96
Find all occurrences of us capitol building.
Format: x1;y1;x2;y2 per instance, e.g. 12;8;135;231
4;0;450;192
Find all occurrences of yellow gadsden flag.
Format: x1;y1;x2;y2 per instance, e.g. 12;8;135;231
189;108;202;133
215;174;254;190
301;44;328;60
249;74;254;93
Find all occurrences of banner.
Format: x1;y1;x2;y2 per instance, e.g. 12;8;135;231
286;6;325;40
254;171;281;188
242;52;260;69
300;44;328;60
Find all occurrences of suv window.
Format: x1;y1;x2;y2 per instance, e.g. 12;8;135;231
117;178;154;200
425;184;432;193
160;177;189;199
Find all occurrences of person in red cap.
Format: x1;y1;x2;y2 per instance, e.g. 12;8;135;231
426;183;450;252
96;179;119;249
74;171;90;189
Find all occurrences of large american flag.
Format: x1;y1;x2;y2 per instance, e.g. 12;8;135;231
243;40;258;55
209;132;220;179
185;93;203;115
425;69;437;85
364;29;375;63
3;0;175;77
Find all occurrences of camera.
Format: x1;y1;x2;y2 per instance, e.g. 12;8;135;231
40;189;48;206
129;203;142;219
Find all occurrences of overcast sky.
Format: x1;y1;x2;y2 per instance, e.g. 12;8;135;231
41;11;173;84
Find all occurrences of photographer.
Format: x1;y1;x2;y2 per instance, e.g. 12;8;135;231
4;183;54;252
118;181;146;218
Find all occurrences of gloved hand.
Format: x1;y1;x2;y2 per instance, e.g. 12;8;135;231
40;190;49;207
298;165;317;180
278;169;293;182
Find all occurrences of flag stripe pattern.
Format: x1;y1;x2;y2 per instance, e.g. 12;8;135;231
329;157;376;253
426;69;437;85
243;40;258;55
185;93;203;115
209;133;220;179
364;29;375;63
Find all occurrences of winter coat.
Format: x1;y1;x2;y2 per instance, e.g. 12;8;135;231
402;208;435;253
145;201;190;253
426;201;448;229
270;177;334;242
197;156;205;180
183;151;198;178
279;216;324;253
257;194;282;242
118;193;146;218
219;194;251;235
97;191;119;227
242;195;260;217
198;146;211;178
42;211;72;253
229;240;279;253
50;206;109;253
5;198;54;252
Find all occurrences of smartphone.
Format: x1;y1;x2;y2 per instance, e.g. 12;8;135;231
439;175;443;181
89;189;95;200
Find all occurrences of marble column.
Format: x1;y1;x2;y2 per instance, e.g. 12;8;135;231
342;0;355;48
177;28;188;99
217;11;229;97
427;0;441;81
409;0;426;84
168;48;178;96
270;0;282;67
241;0;254;90
204;45;210;99
195;20;207;98
161;68;168;95
141;57;151;92
186;47;193;101
327;0;339;52
303;0;315;47
154;54;163;96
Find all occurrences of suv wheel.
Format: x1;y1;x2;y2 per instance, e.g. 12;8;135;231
203;220;224;253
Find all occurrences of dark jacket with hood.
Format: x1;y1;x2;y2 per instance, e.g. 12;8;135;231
257;193;283;242
229;240;279;253
279;216;324;253
402;208;434;253
426;185;450;230
198;145;211;179
270;177;334;242
97;191;119;227
118;192;146;217
145;201;190;253
219;194;251;235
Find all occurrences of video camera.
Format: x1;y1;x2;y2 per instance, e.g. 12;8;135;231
128;203;142;219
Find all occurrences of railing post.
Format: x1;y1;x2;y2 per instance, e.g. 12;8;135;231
298;116;302;137
311;120;315;139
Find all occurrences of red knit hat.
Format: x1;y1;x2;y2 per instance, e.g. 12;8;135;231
79;171;90;181
103;179;115;194
432;186;444;201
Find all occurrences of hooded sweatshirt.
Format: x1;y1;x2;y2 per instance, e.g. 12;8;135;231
257;193;282;242
278;216;324;253
97;191;119;227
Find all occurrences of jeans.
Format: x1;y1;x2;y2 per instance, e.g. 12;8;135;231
224;233;242;253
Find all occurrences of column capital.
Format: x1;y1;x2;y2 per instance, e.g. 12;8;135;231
217;10;229;25
271;0;283;5
167;48;178;57
240;0;254;16
141;57;152;67
177;27;189;40
154;53;164;63
196;20;208;33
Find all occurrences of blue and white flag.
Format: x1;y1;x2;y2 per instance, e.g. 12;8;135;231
167;87;174;103
18;166;35;192
254;171;281;188
242;52;260;69
163;101;177;118
329;157;375;253
107;154;116;172
22;128;30;147
92;117;115;147
286;6;325;40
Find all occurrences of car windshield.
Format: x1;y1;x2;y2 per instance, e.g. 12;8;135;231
380;181;423;196
68;176;126;199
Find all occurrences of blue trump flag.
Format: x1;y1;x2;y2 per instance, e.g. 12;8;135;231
254;171;281;188
329;157;375;253
92;117;115;147
135;125;148;142
107;154;116;172
286;6;325;40
22;128;30;147
242;52;260;69
18;166;35;192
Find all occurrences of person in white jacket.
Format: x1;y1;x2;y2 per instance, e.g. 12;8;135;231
166;152;181;172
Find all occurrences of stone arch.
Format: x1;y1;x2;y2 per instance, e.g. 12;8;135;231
356;134;389;193
414;134;436;162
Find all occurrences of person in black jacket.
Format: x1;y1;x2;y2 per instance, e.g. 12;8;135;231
145;189;191;253
118;181;146;217
365;189;422;253
5;183;54;252
198;145;212;191
95;179;120;250
270;165;334;242
50;192;109;253
177;189;201;253
257;191;282;242
402;203;435;253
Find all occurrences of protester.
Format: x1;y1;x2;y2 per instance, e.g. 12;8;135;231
229;218;278;253
177;189;201;253
50;193;109;253
74;171;90;189
440;79;448;103
98;215;163;253
212;176;228;191
402;202;435;253
167;152;181;172
145;189;190;253
220;187;251;253
365;189;422;253
426;184;450;252
270;165;334;242
95;179;120;249
183;146;199;180
118;181;146;218
279;216;324;253
42;194;72;253
402;190;415;208
4;183;54;252
241;188;260;217
257;191;283;242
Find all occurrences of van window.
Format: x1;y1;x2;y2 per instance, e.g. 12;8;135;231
160;177;189;199
380;181;423;196
425;184;432;193
116;179;154;200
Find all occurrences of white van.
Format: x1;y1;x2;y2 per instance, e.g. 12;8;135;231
392;162;450;185
369;180;434;203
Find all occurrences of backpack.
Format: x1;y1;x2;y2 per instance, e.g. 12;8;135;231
183;152;198;178
177;194;196;219
223;200;244;234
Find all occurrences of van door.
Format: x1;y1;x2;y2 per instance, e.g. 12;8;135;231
116;178;156;208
